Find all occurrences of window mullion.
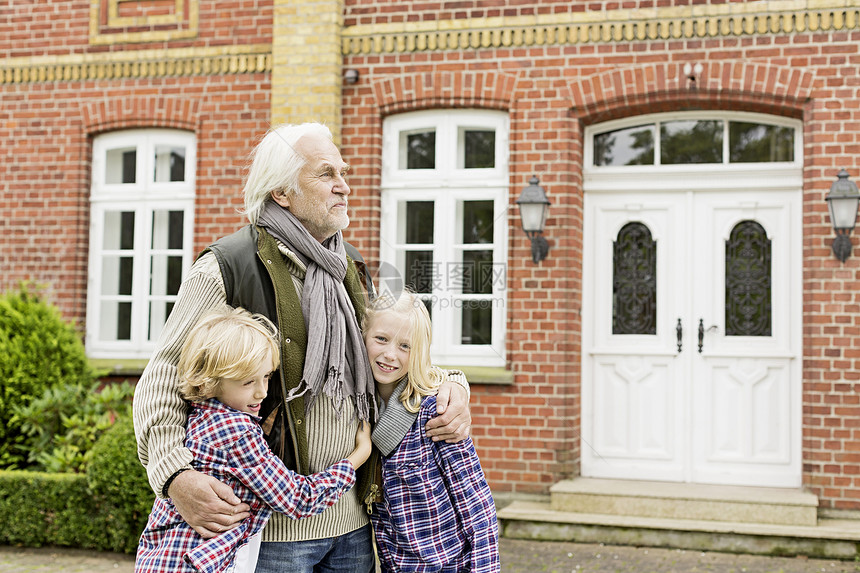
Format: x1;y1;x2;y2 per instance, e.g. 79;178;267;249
435;191;454;355
491;189;506;353
133;204;152;347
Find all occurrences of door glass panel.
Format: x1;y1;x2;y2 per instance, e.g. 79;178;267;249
154;145;186;182
594;124;655;166
613;222;657;335
729;122;794;163
725;220;772;336
661;120;723;164
405;202;434;243
461;300;491;345
105;147;137;184
461;129;495;168
401;130;436;169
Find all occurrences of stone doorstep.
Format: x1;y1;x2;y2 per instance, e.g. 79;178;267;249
496;500;860;560
498;500;860;542
549;478;819;527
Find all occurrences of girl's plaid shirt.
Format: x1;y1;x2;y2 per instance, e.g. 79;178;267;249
370;395;500;573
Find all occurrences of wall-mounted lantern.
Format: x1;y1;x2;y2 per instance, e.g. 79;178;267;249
825;169;860;263
516;175;550;264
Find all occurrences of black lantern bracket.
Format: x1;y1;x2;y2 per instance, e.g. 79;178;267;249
525;230;549;264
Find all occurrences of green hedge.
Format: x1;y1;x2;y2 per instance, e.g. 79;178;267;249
0;470;103;548
0;417;154;554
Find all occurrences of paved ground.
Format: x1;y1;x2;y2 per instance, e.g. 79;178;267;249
2;539;859;573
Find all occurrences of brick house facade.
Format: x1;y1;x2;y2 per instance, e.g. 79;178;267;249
2;0;860;514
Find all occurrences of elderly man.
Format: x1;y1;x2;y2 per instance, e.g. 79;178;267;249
133;122;471;573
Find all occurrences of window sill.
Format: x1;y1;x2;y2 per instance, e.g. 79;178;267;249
439;365;514;386
90;358;149;377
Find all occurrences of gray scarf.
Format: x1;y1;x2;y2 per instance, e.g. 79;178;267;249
257;200;374;422
372;377;419;456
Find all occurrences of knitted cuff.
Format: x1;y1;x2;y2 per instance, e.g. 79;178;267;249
446;369;470;401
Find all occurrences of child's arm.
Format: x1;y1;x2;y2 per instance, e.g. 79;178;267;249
346;421;372;469
228;425;358;519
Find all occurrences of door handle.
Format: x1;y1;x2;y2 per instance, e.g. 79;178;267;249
698;318;705;353
676;318;683;353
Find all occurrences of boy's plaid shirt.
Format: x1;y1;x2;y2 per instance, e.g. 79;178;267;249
370;395;500;573
136;399;356;573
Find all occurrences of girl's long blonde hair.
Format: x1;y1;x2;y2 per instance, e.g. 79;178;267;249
363;290;445;413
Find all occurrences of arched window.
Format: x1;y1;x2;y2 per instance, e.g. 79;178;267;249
87;129;196;359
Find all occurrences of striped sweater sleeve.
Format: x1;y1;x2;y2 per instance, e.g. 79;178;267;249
132;252;229;497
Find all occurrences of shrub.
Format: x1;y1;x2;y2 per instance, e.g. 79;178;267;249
87;415;154;553
0;470;102;548
11;380;135;473
0;284;102;468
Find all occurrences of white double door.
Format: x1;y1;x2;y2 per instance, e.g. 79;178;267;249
582;189;801;487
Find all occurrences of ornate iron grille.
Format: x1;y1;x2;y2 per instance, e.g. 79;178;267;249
725;220;772;336
613;222;657;335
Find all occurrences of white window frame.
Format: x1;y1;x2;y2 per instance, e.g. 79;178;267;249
584;111;803;193
381;110;509;367
87;129;196;359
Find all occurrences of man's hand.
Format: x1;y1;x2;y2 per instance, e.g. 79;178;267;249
425;381;471;443
168;469;251;538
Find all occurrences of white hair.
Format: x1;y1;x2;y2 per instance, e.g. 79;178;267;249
242;122;333;225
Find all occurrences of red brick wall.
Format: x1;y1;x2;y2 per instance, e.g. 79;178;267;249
0;0;274;318
0;74;271;319
341;21;860;506
0;0;272;57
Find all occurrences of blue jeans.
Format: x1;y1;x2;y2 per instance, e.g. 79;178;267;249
254;524;375;573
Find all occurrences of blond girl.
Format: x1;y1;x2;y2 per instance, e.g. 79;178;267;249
363;291;499;573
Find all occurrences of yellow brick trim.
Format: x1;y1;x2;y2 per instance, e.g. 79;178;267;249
271;0;344;141
0;45;272;85
89;0;199;45
342;0;860;54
